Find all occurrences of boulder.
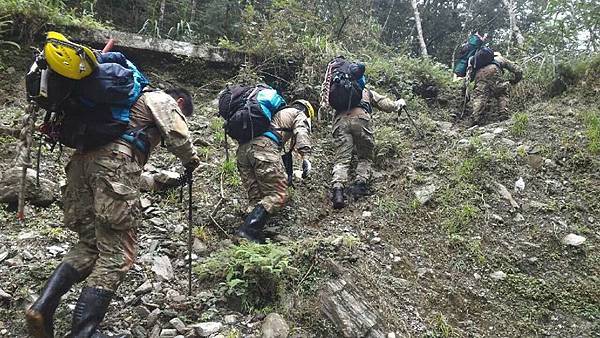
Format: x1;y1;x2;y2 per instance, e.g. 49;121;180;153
261;313;289;338
0;167;57;207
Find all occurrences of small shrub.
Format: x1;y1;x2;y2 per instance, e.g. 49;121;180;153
195;242;292;311
582;110;599;154
221;159;241;187
511;113;529;136
193;225;210;242
427;313;457;338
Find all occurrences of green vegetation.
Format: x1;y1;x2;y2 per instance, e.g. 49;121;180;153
221;158;241;187
582;110;599;155
427;313;457;338
511;113;529;136
195;241;292;311
0;16;19;49
0;0;104;38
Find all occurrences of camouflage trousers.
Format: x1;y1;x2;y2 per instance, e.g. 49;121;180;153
236;136;288;214
331;113;374;189
61;145;142;291
472;80;510;125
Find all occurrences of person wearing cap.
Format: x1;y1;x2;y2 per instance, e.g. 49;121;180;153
25;32;200;338
236;99;315;243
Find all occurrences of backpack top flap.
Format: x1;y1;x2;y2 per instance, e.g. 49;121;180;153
78;63;134;104
218;85;253;120
255;87;286;119
470;47;495;70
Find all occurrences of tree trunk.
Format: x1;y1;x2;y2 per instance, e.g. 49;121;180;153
190;0;196;22
410;0;428;57
501;0;525;53
159;0;166;29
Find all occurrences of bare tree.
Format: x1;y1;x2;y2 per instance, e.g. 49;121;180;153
190;0;196;22
410;0;428;57
159;0;166;29
501;0;525;53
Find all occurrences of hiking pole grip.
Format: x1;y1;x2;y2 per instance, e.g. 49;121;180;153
102;38;115;53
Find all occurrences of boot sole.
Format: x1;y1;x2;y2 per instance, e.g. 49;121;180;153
25;309;52;338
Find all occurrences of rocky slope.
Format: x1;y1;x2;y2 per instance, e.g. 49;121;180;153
0;45;598;338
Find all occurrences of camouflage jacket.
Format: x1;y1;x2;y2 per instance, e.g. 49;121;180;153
470;56;523;84
114;89;197;165
341;89;400;117
272;107;311;156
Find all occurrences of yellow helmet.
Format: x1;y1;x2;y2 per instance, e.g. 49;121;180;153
291;99;315;120
44;31;98;80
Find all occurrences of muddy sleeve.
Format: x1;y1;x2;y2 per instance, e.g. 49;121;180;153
371;90;399;113
145;92;197;165
292;111;311;157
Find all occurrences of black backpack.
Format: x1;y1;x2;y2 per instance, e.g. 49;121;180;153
469;46;495;71
328;57;366;112
218;84;285;144
26;51;149;151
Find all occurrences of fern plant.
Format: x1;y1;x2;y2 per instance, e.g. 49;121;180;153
0;17;20;50
195;241;292;311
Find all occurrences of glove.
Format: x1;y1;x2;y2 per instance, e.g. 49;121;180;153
302;158;312;179
395;99;406;110
184;155;200;174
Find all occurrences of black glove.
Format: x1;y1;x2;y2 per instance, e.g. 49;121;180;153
184;156;200;174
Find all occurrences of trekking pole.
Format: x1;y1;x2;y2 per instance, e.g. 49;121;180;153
400;106;435;155
17;102;40;222
186;168;193;296
459;79;470;119
223;132;230;162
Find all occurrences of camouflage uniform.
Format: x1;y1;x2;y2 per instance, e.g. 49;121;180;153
61;90;197;291
470;55;523;125
331;89;398;189
236;107;311;214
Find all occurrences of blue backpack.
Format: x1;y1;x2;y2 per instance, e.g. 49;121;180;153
454;34;485;77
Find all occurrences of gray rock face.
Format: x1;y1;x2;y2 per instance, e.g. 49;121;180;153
261;313;290;338
0;167;57;206
320;278;385;338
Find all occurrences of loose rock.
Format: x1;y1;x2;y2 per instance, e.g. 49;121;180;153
0;167;57;207
192;322;223;337
414;184;436;205
152;256;174;281
261;313;290;338
562;234;586;246
169;318;186;333
134;280;153;295
490;271;507;281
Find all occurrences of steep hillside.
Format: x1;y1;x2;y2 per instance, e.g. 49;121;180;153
0;43;598;338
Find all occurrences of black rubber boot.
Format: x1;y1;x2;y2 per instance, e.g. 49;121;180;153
70;287;114;338
349;181;369;199
332;187;345;209
26;262;81;338
236;205;269;243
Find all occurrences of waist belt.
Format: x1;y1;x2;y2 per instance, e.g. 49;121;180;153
109;142;134;156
